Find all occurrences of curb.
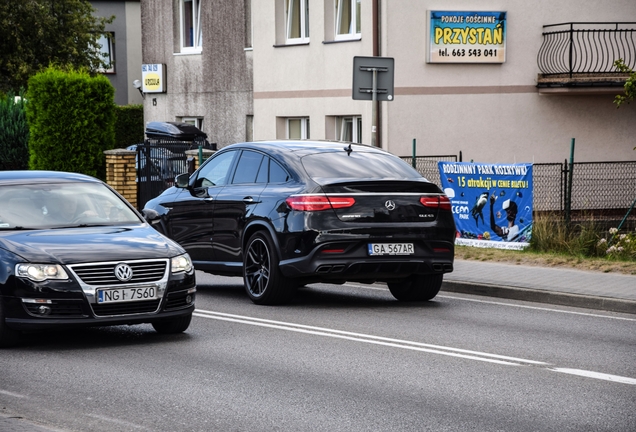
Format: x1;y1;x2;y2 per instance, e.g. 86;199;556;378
441;281;636;315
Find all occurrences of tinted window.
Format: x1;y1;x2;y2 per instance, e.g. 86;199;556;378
232;150;265;184
194;150;237;187
301;151;421;181
255;157;269;183
269;159;290;183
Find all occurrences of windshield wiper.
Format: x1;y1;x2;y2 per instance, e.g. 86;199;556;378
0;226;37;230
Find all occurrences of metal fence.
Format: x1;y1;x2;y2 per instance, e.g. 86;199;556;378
135;137;216;207
403;156;636;224
537;22;636;76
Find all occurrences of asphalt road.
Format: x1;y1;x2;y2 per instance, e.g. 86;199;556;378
1;271;635;432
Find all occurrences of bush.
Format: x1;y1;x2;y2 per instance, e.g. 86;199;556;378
25;67;115;179
114;104;144;147
0;89;29;170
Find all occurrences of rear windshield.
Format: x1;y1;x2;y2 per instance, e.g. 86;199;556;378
301;151;423;182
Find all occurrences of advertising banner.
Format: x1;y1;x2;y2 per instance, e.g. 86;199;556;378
438;162;533;250
427;11;507;63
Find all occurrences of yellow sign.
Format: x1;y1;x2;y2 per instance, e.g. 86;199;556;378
141;64;166;93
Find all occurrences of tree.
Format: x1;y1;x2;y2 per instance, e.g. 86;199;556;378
614;59;636;108
0;0;113;94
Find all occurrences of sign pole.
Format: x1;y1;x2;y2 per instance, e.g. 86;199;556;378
371;69;378;147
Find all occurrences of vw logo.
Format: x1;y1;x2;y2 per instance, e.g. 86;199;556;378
385;200;396;211
114;263;133;282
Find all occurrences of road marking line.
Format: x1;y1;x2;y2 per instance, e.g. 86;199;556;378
0;390;27;398
341;283;636;321
550;368;636;385
194;309;546;366
194;309;636;386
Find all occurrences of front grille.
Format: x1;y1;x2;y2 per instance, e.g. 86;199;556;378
71;260;168;286
91;299;161;316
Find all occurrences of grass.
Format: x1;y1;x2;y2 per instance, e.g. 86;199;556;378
454;246;636;275
455;213;636;275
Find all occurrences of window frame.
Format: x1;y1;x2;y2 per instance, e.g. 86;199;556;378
180;0;203;53
287;117;310;140
337;116;362;143
335;0;361;41
180;117;203;130
96;32;115;74
285;0;309;44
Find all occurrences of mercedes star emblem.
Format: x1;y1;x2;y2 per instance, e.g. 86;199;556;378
385;200;396;211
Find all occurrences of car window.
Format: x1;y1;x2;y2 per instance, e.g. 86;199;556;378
255;157;269;183
269;159;290;183
232;150;265;184
0;183;141;229
301;151;421;181
194;150;237;188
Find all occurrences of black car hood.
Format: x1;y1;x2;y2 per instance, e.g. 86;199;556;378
0;225;184;264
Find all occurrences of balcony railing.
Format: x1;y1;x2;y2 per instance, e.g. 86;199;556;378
537;22;636;80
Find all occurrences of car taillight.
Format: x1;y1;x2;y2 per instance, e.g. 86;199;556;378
420;195;451;211
286;195;355;211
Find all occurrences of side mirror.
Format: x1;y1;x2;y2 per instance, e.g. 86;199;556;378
175;173;190;188
142;208;160;221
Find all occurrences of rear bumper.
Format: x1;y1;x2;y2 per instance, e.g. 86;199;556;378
280;238;454;283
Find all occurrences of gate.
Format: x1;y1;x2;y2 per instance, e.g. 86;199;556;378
134;137;215;207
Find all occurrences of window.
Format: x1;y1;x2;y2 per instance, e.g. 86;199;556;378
195;151;237;188
336;116;362;143
97;32;114;73
269;159;290;183
287;118;310;140
232;151;265;184
181;0;202;52
180;117;203;130
286;0;309;44
335;0;360;40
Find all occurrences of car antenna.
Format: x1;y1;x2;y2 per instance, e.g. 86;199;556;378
344;143;353;155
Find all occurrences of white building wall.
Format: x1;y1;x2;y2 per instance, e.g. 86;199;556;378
252;0;636;163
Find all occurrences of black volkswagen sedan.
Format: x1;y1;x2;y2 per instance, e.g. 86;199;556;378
0;171;195;347
144;141;455;305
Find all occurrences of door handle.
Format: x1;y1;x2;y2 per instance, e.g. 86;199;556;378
204;197;214;202
243;196;254;203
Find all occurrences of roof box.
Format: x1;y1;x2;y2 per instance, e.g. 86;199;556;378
145;121;207;141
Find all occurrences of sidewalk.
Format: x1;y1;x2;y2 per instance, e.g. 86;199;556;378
443;259;636;314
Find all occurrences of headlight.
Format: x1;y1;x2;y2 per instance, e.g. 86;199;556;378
16;264;69;282
171;253;193;274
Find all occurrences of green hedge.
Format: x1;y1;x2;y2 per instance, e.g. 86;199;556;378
0;90;29;170
114;104;144;147
26;67;115;179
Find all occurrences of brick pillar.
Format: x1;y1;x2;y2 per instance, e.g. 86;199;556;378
104;149;137;209
185;148;216;170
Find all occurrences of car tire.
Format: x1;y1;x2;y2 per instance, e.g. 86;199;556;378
388;274;444;302
243;231;295;305
0;298;21;348
151;312;192;334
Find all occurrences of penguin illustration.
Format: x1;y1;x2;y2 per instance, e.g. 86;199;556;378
471;192;489;226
